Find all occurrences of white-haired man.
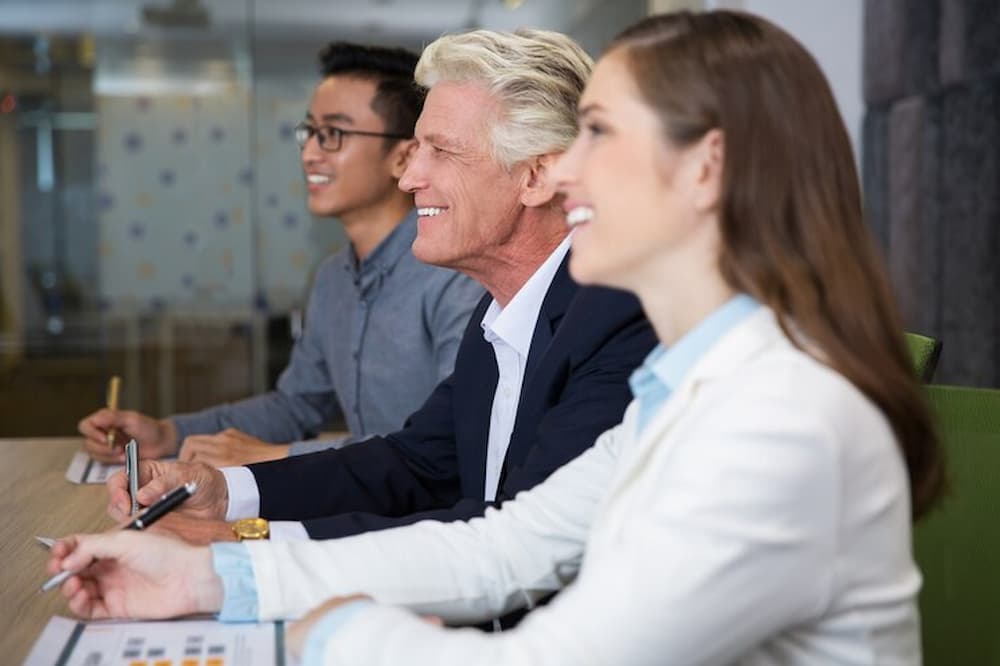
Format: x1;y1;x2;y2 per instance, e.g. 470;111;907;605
78;29;654;583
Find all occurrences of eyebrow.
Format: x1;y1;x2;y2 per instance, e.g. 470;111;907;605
305;111;355;126
577;102;606;119
421;132;471;152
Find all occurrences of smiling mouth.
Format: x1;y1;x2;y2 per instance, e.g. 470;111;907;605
565;205;594;227
307;174;331;185
417;207;448;217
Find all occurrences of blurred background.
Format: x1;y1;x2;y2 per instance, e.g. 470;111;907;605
1;0;996;436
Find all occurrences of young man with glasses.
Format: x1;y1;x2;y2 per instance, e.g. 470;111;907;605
78;43;483;467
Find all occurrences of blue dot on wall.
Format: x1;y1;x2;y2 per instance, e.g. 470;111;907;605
214;211;230;229
279;122;295;141
210;126;225;142
159;169;176;186
181;273;195;288
265;193;279;208
183;230;199;247
124;132;143;153
171;128;187;145
282;212;299;229
239;167;254;185
128;222;146;239
254;290;270;312
149;297;166;312
98;192;116;211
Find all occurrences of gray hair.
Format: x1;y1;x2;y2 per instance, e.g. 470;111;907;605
415;28;593;169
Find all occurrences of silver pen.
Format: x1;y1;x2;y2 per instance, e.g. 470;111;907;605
40;481;197;592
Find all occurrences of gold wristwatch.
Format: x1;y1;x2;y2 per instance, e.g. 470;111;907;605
232;518;270;540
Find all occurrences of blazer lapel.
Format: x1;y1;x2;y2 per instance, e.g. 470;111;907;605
606;309;785;501
522;254;575;386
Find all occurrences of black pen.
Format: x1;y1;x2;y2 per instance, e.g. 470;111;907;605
40;481;198;592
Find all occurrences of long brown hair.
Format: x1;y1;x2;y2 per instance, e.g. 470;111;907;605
609;11;944;518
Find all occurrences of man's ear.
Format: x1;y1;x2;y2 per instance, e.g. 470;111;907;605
519;153;560;208
390;139;418;179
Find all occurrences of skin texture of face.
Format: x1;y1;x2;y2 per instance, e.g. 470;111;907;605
552;49;730;344
301;75;410;224
553;51;714;291
399;81;533;282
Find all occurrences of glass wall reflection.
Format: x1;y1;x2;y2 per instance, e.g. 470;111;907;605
0;0;646;436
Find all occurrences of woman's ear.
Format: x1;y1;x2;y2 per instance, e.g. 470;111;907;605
692;129;724;213
519;153;560;208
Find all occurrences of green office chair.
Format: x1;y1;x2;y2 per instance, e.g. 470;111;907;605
914;384;1000;665
905;332;943;382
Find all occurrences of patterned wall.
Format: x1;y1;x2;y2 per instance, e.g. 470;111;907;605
95;76;345;314
863;0;1000;387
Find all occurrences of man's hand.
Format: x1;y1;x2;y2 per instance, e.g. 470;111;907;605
47;531;222;620
178;428;291;467
146;513;239;546
79;409;178;463
107;459;229;523
286;594;373;658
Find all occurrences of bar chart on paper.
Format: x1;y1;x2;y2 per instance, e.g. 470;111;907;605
24;617;290;666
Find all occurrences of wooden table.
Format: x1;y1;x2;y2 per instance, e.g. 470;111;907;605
0;438;113;665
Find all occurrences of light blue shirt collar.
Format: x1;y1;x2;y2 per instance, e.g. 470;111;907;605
629;294;760;433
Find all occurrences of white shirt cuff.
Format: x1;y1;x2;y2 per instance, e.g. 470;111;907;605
220;466;261;521
268;521;310;541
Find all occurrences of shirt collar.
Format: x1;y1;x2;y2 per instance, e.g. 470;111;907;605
342;208;418;278
629;293;761;399
481;235;573;357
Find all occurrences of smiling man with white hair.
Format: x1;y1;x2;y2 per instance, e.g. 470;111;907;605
104;28;656;550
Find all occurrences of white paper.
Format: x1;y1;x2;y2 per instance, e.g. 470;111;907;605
65;450;124;484
24;616;292;666
34;536;56;549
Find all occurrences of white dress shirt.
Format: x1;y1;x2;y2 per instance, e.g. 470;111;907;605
222;236;573;539
479;236;571;500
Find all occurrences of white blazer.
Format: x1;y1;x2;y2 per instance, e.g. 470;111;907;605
245;308;922;665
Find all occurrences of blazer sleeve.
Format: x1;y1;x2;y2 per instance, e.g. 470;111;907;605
249;373;464;524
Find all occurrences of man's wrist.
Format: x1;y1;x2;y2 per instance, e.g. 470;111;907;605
160;418;180;456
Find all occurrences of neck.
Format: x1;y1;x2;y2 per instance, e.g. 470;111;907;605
338;191;414;261
466;208;568;307
633;257;735;348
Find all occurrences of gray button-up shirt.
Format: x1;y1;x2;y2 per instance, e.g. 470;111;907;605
171;210;483;454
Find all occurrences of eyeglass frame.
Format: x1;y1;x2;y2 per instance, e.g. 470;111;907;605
294;121;411;152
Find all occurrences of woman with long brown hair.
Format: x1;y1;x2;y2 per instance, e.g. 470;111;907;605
48;11;943;664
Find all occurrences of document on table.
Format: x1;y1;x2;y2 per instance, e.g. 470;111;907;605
65;450;123;484
24;616;293;666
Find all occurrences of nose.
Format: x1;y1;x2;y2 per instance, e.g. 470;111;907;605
398;144;428;193
551;138;582;194
300;133;324;168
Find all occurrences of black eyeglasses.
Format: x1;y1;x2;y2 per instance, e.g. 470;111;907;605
294;122;410;152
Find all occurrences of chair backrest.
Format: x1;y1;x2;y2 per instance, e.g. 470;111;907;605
905;332;943;382
914;384;1000;664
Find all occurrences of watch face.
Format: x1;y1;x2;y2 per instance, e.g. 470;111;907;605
234;518;269;540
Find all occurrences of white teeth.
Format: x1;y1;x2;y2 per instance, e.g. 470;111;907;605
565;206;594;227
307;174;331;184
417;207;446;217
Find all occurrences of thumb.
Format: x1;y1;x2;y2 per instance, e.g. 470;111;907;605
59;532;123;571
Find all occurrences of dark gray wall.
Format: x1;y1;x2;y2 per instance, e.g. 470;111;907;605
864;0;1000;386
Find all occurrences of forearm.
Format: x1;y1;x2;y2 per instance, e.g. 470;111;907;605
172;390;323;444
300;498;494;540
247;434;616;623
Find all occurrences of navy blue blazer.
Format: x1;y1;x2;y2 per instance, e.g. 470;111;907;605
249;256;657;538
